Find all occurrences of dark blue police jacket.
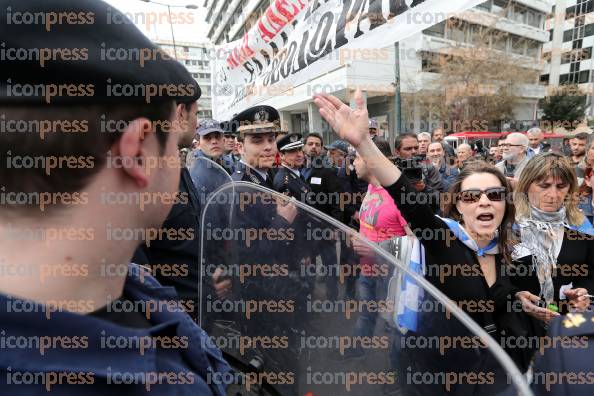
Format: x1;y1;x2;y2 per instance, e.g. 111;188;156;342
0;263;231;395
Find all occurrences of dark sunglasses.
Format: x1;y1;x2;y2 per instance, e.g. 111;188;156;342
458;187;507;203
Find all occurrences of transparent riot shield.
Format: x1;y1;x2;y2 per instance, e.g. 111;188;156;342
189;156;235;215
199;182;532;396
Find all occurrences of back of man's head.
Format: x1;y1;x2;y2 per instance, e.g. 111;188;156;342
1;0;199;223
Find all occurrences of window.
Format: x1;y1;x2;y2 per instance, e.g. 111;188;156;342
421;52;440;72
492;0;510;17
540;74;549;84
511;4;527;24
476;1;490;11
579;70;590;83
470;24;487;46
525;10;543;28
423;21;445;38
560;73;569;84
563;29;573;42
510;35;525;55
447;20;466;42
491;31;507;51
526;40;540;58
585;24;594;37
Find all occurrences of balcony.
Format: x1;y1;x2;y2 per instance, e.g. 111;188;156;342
458;8;550;42
514;0;554;15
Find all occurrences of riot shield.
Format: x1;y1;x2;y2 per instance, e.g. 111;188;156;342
189;156;234;214
199;182;532;396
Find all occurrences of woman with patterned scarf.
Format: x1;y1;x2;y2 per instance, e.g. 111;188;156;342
511;153;594;332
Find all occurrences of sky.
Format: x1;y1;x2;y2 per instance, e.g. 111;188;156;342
103;0;209;43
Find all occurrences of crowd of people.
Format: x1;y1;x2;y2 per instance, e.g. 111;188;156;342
180;95;594;394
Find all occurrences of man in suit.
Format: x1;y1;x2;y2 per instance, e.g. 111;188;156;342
303;133;354;298
302;133;344;222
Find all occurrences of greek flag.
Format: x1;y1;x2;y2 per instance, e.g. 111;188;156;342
395;238;425;333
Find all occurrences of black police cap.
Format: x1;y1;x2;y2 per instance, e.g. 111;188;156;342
0;0;200;105
277;133;303;152
230;105;280;135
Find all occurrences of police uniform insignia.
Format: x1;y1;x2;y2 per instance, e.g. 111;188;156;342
249;173;262;185
563;313;586;329
254;108;269;122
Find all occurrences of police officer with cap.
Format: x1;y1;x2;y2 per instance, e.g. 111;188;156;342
221;121;240;169
369;118;379;140
231;105;281;188
223;104;297;272
192;119;235;175
273;133;312;200
0;0;230;394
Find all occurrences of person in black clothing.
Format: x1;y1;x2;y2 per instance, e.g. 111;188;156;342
303;133;356;298
313;90;534;393
132;99;203;320
509;153;594;326
302;133;344;222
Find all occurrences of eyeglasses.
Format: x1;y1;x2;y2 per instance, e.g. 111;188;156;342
499;143;524;148
458;187;507;203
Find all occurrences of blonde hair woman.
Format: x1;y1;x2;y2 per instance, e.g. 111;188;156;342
511;153;594;327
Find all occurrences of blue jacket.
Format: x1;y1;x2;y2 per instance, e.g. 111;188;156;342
437;161;459;192
0;264;231;395
579;194;593;219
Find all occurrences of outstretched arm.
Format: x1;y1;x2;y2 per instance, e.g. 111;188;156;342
313;90;401;187
313;90;448;251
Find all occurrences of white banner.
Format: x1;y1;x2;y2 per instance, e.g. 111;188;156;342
212;0;485;120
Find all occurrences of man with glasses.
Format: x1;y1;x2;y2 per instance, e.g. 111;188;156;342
496;132;530;183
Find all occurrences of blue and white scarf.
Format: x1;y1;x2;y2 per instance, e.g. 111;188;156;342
394;217;498;333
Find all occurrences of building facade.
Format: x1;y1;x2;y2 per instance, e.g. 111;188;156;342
542;0;594;115
203;1;551;141
401;0;551;134
155;40;213;119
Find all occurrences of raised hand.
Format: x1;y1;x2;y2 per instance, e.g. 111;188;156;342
313;89;369;148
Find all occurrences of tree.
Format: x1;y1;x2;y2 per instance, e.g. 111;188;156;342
540;85;586;127
402;1;541;132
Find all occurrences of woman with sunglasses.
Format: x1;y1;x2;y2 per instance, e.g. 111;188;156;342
313;91;533;391
510;153;594;327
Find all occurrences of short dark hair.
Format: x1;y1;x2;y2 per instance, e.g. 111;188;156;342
572;132;589;141
394;133;418;150
374;138;393;158
305;133;324;146
1;101;175;214
431;128;443;137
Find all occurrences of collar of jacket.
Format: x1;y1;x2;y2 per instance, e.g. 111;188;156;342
0;264;227;382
